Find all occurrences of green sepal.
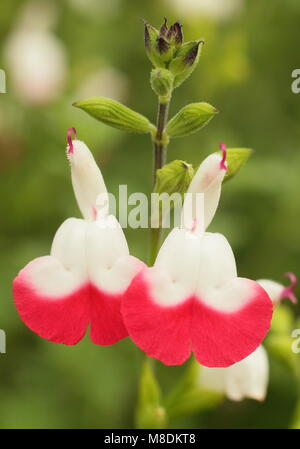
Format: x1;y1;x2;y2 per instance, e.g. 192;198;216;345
154;159;194;196
150;68;174;98
217;148;253;182
166;102;218;138
170;41;204;88
73;97;155;134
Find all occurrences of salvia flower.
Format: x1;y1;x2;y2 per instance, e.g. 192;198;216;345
258;273;298;305
122;144;273;367
198;274;298;400
13;129;144;345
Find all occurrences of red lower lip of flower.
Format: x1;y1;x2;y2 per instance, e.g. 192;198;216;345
13;276;128;346
122;272;273;368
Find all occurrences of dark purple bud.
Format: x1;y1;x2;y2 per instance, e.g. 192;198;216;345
184;41;203;66
157;37;170;54
167;22;183;47
159;18;168;37
173;22;183;46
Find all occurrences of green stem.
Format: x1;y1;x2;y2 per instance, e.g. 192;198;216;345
149;97;171;266
153;100;170;181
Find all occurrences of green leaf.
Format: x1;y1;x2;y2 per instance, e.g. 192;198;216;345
73;97;155;134
165;359;223;420
135;360;167;429
166;102;218;138
218;148;253;182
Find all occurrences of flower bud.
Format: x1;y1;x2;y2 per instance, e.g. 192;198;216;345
143;20;176;68
170;41;204;88
154;159;194;197
73;96;155;134
156;37;175;64
143;21;164;68
220;148;253;182
166;21;183;49
143;19;185;68
166;102;218;138
150;68;174;98
151;160;194;228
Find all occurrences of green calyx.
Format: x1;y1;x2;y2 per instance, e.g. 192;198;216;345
73;97;155;134
167;102;218;138
150;68;174;98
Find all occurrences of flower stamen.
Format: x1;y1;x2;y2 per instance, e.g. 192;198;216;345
67;127;77;154
219;142;227;171
281;272;298;304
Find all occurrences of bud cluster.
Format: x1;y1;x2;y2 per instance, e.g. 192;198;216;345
144;18;204;93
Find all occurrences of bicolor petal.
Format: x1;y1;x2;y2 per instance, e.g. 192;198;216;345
199;345;269;401
13;130;144;345
258;273;298;304
122;227;273;367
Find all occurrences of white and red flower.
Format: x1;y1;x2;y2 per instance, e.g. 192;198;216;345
122;145;273;367
13;129;144;345
198;274;297;400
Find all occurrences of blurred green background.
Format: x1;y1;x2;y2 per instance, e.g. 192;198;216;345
0;0;300;429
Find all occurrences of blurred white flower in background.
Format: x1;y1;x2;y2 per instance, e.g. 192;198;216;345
4;0;67;105
199;346;269;401
75;67;129;103
166;0;243;21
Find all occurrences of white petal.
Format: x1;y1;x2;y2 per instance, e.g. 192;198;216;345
183;153;226;231
29;215;141;297
150;229;237;308
86;215;142;293
225;346;269;401
200;346;269;402
257;279;283;303
195;232;237;296
24;218;88;298
67;140;108;220
150;228;202;306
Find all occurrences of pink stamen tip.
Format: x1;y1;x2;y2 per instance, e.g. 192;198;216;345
191;219;198;233
281;272;298;304
219;142;227;171
92;207;98;221
67;127;77;154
